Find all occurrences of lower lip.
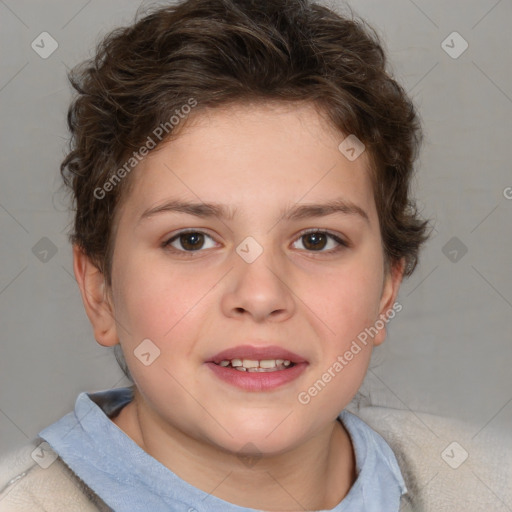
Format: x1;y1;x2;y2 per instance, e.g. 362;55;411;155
205;362;308;391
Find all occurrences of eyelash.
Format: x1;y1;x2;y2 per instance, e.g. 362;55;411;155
161;228;349;256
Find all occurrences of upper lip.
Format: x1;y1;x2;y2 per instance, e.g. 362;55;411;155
207;344;308;364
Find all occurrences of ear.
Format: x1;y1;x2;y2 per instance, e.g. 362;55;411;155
73;244;118;347
372;258;405;347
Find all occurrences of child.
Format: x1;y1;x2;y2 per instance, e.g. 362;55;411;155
1;0;434;510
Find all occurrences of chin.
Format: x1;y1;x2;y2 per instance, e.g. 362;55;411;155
203;416;307;456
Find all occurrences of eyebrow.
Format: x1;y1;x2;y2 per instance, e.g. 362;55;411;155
138;198;369;224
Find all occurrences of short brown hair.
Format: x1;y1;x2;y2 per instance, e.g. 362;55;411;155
61;0;429;285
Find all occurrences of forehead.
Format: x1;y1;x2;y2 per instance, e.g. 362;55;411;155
117;102;377;224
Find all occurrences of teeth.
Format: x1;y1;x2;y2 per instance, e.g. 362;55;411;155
247;367;280;372
216;358;295;370
242;359;259;369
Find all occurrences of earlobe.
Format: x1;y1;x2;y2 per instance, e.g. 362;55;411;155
373;259;405;347
72;244;118;347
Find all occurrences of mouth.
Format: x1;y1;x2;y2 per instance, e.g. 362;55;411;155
205;344;308;391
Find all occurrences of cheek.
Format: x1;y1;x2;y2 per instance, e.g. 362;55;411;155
111;253;191;342
299;269;381;415
313;261;384;343
111;252;224;352
110;258;206;399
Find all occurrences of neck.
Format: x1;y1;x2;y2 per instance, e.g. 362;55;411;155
112;390;356;511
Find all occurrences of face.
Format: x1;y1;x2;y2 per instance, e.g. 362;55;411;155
96;102;401;455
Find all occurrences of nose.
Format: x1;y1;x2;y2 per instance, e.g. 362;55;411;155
220;248;296;323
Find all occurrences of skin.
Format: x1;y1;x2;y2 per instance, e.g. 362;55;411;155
74;102;403;511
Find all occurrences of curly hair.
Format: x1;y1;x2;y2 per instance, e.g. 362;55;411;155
61;0;429;283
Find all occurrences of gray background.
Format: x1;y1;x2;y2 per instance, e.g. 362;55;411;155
1;0;511;457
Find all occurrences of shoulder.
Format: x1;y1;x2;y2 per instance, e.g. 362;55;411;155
350;404;512;512
0;438;110;512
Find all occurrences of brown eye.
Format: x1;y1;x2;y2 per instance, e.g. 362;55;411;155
164;231;216;252
179;232;204;250
302;232;328;251
292;230;348;253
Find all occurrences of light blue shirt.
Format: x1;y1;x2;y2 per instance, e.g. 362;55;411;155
39;387;407;511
